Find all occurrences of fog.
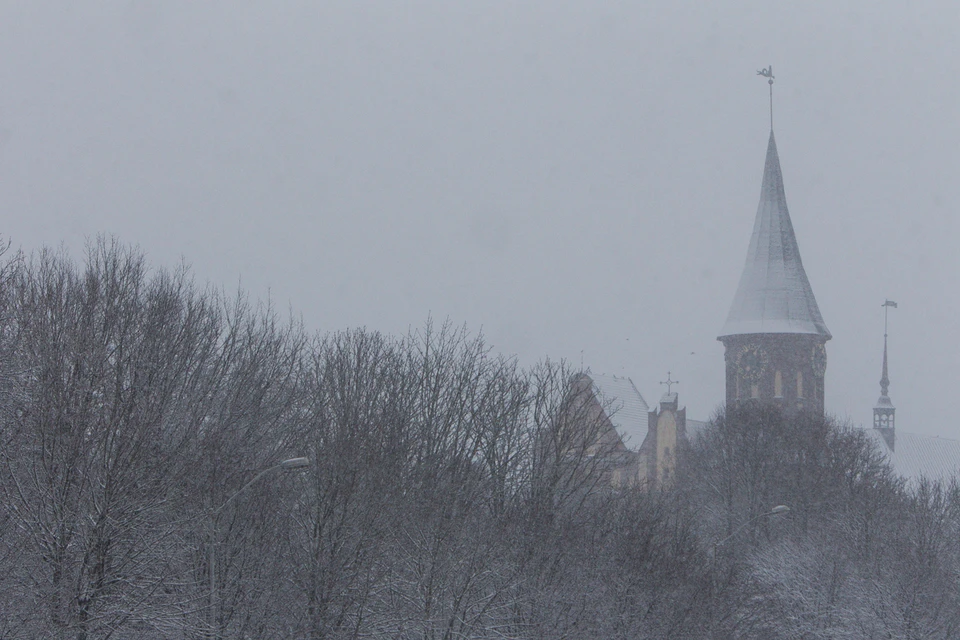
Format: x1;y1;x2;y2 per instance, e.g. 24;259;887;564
1;1;956;434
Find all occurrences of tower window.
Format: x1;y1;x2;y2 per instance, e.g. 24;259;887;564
774;370;783;398
797;371;804;398
751;384;759;399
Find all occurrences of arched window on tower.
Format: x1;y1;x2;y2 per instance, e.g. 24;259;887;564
774;370;783;398
797;371;804;399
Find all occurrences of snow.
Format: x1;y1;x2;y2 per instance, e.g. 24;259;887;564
588;373;650;451
866;428;960;482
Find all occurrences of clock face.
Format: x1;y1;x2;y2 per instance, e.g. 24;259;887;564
736;344;768;384
812;343;827;378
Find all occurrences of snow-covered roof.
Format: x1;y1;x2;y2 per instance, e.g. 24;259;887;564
865;429;960;483
719;131;831;339
874;395;894;409
686;419;709;439
588;373;650;451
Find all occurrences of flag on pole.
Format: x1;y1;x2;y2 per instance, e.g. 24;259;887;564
883;300;898;308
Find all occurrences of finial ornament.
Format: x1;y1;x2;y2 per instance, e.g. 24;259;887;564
660;371;679;394
757;65;775;130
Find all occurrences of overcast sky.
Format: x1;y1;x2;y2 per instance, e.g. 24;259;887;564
1;1;956;435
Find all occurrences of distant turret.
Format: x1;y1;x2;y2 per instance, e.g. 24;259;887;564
874;300;897;449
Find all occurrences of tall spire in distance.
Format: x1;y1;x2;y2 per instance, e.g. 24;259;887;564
875;300;897;449
879;334;890;397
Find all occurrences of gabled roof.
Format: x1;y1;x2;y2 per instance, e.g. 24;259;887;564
588;373;649;451
719;131;831;339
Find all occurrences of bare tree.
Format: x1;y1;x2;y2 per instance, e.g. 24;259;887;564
372;320;523;640
178;288;307;639
283;328;403;639
0;240;226;637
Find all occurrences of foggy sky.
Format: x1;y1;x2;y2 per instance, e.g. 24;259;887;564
1;1;957;435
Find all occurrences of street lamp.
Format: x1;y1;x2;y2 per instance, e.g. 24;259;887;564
208;457;310;639
280;457;310;470
715;504;790;549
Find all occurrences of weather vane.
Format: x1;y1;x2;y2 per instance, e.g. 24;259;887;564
882;299;898;337
757;65;775;130
660;371;679;394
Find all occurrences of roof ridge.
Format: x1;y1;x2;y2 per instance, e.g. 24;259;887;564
625;376;649;411
589;372;650;410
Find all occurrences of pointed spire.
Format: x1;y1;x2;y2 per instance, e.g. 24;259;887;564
874;302;896;448
875;300;897;415
879;334;890;397
719;131;831;339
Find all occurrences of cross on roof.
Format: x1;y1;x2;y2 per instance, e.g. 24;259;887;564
660;372;679;394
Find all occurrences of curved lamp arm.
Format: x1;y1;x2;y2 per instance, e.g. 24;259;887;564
715;504;790;548
213;457;310;516
207;456;308;639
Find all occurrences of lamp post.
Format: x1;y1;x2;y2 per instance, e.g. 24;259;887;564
208;457;310;639
709;504;790;600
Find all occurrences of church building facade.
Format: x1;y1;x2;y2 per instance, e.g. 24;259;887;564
578;118;960;487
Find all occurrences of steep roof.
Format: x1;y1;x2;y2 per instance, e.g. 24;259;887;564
588;373;649;451
865;429;960;482
719;131;831;339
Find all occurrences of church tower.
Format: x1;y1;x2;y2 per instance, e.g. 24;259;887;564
718;130;831;413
